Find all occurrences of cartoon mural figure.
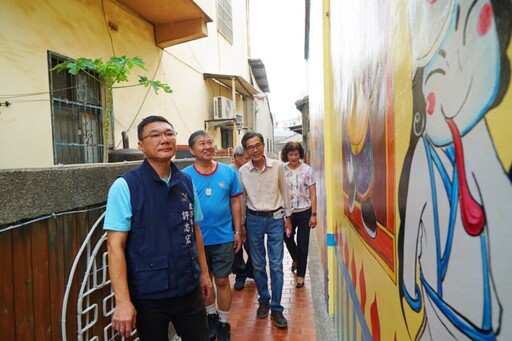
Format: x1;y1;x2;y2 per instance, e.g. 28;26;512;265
344;69;379;238
398;0;512;339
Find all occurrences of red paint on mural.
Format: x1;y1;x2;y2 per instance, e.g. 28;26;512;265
351;252;357;287
359;264;367;312
343;240;350;268
478;3;493;36
371;296;380;341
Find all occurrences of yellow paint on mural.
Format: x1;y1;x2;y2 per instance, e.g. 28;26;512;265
392;0;414;181
486;42;512;170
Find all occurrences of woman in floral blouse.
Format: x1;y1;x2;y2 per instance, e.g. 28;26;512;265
281;142;317;288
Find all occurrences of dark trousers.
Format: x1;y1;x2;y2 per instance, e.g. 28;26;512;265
132;285;208;341
283;209;312;277
232;240;253;281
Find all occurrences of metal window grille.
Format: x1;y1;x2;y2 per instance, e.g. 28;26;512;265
217;0;233;44
221;127;233;149
48;52;104;165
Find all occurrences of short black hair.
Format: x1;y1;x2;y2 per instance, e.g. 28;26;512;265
241;131;264;148
281;141;305;162
188;130;212;148
137;116;174;141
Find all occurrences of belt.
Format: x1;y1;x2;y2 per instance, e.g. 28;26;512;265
246;207;282;217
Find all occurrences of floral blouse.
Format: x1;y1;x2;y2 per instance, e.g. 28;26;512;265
284;162;315;212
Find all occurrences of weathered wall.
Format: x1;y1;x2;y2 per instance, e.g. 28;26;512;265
0;162;139;226
310;0;512;339
0;157;231;227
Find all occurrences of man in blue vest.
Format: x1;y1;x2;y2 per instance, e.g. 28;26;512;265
104;116;212;341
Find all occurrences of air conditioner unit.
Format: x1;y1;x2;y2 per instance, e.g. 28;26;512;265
214;96;234;119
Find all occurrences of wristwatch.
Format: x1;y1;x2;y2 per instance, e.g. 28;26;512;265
234;231;241;236
312;212;317;216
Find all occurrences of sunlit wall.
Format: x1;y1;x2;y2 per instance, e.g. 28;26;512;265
0;0;253;169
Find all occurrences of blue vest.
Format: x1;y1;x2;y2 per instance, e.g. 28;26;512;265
122;160;200;299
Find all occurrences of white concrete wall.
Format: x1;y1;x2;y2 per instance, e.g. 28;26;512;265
164;0;252;148
254;96;275;157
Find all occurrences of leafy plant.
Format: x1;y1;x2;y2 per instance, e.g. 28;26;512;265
52;55;172;162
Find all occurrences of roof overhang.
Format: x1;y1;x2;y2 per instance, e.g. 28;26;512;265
289;125;303;135
205;118;236;129
115;0;212;48
294;95;309;111
204;117;244;131
203;73;261;97
248;59;270;93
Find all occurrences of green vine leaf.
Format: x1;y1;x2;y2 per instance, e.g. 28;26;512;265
52;55;170;90
52;55;172;163
139;76;173;94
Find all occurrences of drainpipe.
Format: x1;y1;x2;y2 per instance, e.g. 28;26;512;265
231;77;237;146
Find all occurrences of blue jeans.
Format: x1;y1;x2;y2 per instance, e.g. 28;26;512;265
246;212;285;312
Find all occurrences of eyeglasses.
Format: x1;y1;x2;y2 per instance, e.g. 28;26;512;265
246;142;264;151
142;130;178;142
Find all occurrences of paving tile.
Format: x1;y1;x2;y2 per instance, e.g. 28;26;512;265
228;249;317;340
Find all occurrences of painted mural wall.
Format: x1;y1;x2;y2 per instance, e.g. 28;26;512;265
308;0;329;282
309;0;512;339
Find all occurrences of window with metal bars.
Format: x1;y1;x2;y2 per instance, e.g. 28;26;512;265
221;127;234;149
48;52;104;164
217;0;233;44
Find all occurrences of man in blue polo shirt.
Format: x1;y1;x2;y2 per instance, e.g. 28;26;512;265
183;130;243;341
104;116;212;341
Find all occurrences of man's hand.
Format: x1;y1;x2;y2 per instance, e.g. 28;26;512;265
241;225;247;243
234;233;242;253
199;272;213;302
112;300;137;338
285;217;292;234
